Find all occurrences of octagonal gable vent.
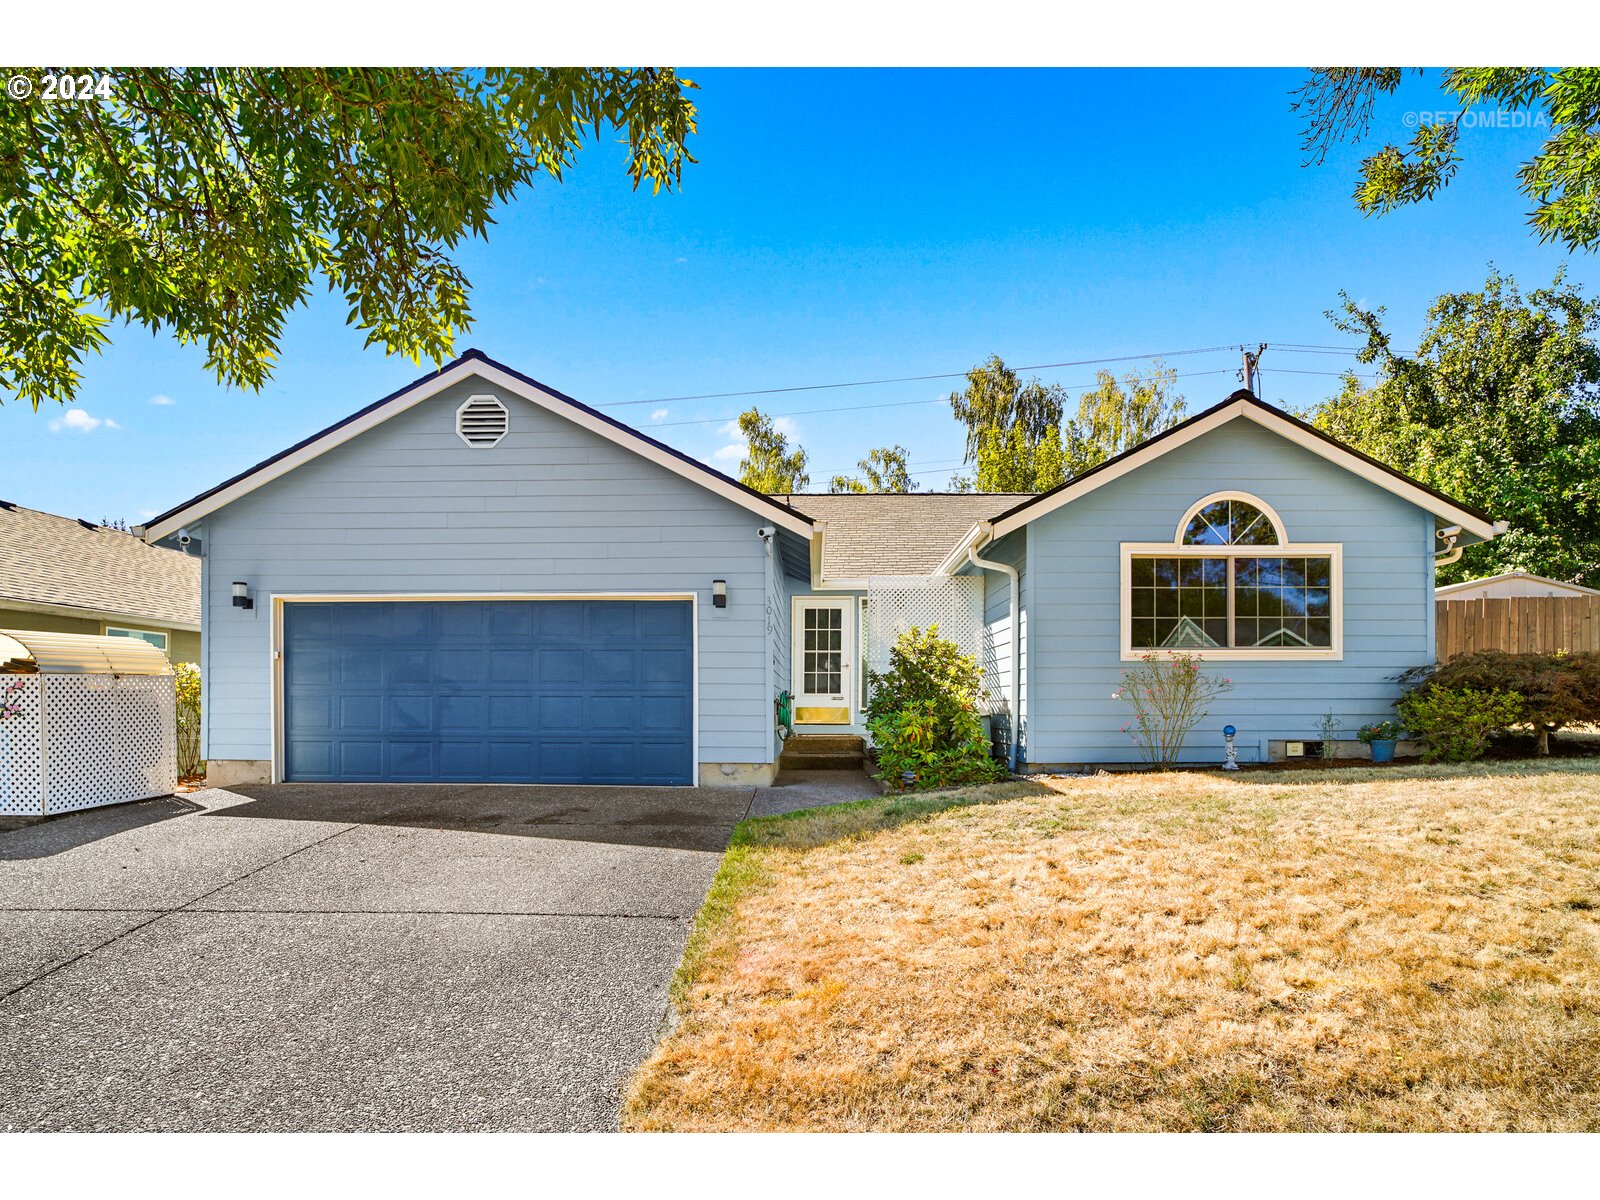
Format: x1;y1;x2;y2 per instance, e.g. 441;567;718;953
456;394;509;448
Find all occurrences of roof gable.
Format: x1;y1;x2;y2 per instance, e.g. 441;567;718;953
987;391;1499;542
142;351;814;542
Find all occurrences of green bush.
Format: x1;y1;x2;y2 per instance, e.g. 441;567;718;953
1405;651;1600;755
866;626;1007;790
174;661;203;779
1396;685;1524;763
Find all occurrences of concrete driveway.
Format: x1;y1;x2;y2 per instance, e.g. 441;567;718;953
0;783;752;1131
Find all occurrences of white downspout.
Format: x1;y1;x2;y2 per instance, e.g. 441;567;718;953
967;522;1021;775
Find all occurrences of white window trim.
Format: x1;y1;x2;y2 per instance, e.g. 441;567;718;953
1174;491;1287;546
1119;542;1344;661
105;625;169;651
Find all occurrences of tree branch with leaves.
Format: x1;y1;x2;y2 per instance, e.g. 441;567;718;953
0;67;698;408
1292;67;1600;252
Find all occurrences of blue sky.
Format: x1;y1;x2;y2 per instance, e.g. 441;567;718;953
5;67;1593;523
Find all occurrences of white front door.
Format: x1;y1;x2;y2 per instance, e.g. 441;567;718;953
792;597;854;725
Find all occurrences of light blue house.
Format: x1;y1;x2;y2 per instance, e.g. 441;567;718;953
141;350;1500;787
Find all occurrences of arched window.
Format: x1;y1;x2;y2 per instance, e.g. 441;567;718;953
1123;493;1341;659
1179;495;1282;546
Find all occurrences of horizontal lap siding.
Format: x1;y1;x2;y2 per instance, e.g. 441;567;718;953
1026;419;1435;765
201;378;774;766
976;530;1026;758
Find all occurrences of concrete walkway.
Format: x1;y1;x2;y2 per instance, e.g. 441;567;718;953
0;783;748;1131
749;769;882;817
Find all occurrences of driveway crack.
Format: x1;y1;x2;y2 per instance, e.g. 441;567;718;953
0;821;360;1007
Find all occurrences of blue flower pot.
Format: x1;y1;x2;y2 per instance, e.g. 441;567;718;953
1369;739;1396;763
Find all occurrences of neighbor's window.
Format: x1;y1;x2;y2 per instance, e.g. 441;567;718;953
1127;495;1338;655
105;626;169;651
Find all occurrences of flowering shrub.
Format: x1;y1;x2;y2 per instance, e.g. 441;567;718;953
866;626;1007;790
1112;652;1233;766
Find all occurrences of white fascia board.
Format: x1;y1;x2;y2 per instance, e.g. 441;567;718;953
145;358;813;543
989;401;1498;543
933;522;990;576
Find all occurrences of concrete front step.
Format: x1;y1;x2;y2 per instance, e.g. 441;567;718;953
779;734;868;773
778;752;866;771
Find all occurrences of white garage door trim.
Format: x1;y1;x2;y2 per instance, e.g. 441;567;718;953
268;591;700;786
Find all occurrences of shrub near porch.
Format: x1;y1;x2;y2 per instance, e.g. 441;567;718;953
624;762;1600;1132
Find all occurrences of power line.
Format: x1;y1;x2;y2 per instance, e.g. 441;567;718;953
600;345;1238;409
647;368;1240;429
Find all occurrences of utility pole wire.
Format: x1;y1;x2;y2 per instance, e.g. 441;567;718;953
599;345;1238;408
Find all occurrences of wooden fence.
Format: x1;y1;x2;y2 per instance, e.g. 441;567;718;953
1437;596;1600;660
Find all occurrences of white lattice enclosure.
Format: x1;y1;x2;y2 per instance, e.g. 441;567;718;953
0;630;177;817
863;575;993;706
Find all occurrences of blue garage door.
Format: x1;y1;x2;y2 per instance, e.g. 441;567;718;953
283;600;694;785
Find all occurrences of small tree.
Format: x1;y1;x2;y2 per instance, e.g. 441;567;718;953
1113;652;1233;767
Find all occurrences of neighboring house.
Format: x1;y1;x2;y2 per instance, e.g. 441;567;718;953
1436;572;1600;601
141;350;1501;787
0;501;200;662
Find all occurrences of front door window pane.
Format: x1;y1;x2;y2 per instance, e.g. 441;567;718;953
803;606;843;694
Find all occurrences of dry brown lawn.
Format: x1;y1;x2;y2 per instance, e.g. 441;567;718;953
623;761;1600;1131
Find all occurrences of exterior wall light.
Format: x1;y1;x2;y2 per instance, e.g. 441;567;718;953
712;579;727;609
232;581;254;610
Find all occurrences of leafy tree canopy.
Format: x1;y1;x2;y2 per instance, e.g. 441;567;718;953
1293;68;1600;252
0;67;697;407
949;355;1185;492
1311;268;1600;587
1062;364;1186;476
736;407;810;493
829;445;919;493
947;355;1067;492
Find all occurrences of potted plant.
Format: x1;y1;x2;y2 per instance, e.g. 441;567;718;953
1357;720;1404;763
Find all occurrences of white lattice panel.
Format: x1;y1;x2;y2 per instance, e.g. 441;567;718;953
0;676;45;815
864;575;992;707
40;674;177;814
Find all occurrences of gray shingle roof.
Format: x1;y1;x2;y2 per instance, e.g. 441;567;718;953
0;503;200;627
776;493;1033;579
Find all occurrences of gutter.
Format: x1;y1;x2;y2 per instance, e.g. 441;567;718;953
965;522;1021;775
1436;518;1509;568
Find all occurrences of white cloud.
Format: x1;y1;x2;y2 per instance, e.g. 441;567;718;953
651;408;669;422
149;394;175;406
48;409;118;433
138;508;159;520
674;256;688;264
710;415;797;466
